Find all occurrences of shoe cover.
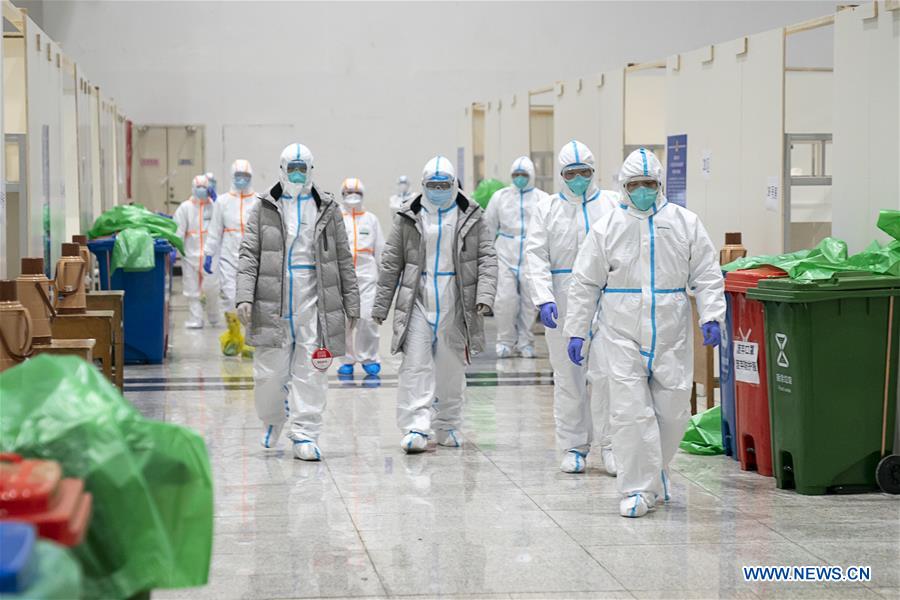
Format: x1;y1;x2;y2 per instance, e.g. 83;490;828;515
337;364;354;376
401;431;428;454
293;439;322;461
185;320;203;329
436;429;461;447
660;469;671;503
519;345;536;358
362;362;381;376
495;344;512;358
260;422;284;450
560;449;586;473
619;493;651;518
601;446;617;476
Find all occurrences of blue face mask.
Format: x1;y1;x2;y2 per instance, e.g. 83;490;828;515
234;175;251;191
512;175;530;190
629;187;658;211
287;171;307;185
565;175;591;197
194;187;209;200
425;188;454;207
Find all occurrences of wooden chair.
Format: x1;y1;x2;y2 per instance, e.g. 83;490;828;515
86;291;125;390
50;310;114;384
32;338;95;362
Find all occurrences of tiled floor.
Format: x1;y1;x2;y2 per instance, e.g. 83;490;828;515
132;285;899;600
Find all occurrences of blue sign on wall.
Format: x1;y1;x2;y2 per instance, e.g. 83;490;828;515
666;134;687;207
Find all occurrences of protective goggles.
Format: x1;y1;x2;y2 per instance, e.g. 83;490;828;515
424;179;453;191
561;165;594;180
286;161;309;175
624;177;660;192
511;170;530;179
234;171;252;180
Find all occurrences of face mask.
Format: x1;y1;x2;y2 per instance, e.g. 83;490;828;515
288;171;307;185
629;187;658;211
398;182;409;195
425;188;454;207
194;187;209;200
234;175;251;191
512;175;530;190
344;193;363;207
564;175;591;197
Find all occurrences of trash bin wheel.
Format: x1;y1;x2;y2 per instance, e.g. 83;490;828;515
876;454;900;494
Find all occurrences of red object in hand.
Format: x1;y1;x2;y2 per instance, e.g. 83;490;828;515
0;454;92;547
311;347;333;372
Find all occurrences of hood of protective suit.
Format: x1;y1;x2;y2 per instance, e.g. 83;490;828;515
230;159;253;193
279;143;314;198
619;148;664;210
421;155;458;208
192;174;211;201
509;156;536;190
558;140;594;171
341;177;365;210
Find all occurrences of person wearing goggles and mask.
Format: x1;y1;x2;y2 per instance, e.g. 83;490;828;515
235;143;360;461
174;174;222;329
389;175;414;212
483;156;549;359
337;177;385;378
204;159;257;332
372;156;497;453
565;148;725;517
525;140;619;476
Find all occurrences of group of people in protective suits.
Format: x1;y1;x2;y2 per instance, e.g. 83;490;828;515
176;139;726;518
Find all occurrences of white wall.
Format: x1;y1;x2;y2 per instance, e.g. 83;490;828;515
40;1;838;227
832;2;900;253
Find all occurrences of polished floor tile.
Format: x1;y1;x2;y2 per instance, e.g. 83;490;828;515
140;286;899;599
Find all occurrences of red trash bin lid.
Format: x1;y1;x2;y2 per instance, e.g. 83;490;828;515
725;266;787;294
0;455;62;516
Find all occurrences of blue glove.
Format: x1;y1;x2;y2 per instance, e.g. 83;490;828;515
203;255;214;275
701;321;721;347
539;302;558;329
567;337;585;366
208;187;217;202
168;248;178;266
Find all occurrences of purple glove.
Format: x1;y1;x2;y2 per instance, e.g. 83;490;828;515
203;255;214;275
539;302;558;329
701;321;721;347
567;337;585;366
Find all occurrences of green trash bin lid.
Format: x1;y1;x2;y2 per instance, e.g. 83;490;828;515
747;273;900;303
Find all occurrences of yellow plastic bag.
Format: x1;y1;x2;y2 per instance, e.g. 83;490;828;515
219;311;245;356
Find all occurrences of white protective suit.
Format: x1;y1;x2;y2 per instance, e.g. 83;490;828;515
525;141;619;460
254;144;329;459
565;148;726;506
389;175;413;212
205;159;257;311
397;157;467;449
339;178;385;369
173;174;221;328
483;156;549;357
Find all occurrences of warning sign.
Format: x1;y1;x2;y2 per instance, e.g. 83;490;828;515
734;340;760;384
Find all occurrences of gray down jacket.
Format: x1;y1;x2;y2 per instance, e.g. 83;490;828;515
235;183;360;352
372;193;497;355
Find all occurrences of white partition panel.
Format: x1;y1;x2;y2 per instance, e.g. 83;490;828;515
483;100;502;182
553;77;601;174
98;96;116;211
666;29;785;256
596;69;625;189
115;112;127;203
456;105;475;193
24;17;65;267
76;71;95;232
624;68;667;148
496;92;530;178
89;87;101;221
61;58;80;239
1;30;4;278
833;2;900;252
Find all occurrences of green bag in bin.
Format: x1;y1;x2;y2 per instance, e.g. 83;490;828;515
110;227;156;273
0;356;213;599
680;405;725;455
88;204;185;255
472;178;506;209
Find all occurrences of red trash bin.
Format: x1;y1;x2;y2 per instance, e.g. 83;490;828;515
725;267;787;477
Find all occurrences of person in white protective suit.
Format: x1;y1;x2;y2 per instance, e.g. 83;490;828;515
235;143;360;461
524;140;619;475
204;159;257;316
389;175;414;212
483;156;550;359
173;174;222;328
337;177;385;377
565;148;726;517
372;156;497;454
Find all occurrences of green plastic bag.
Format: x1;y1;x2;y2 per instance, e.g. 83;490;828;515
0;356;213;599
680;405;724;455
111;227;156;273
472;179;506;209
0;540;82;600
88;205;184;255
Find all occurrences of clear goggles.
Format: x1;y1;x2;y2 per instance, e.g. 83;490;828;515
561;164;594;181
511;170;530;179
424;179;453;191
624;177;660;192
286;161;309;175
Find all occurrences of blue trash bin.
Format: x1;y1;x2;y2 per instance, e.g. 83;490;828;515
720;289;738;459
88;237;172;364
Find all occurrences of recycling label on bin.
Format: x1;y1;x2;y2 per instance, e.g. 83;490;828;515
734;341;760;384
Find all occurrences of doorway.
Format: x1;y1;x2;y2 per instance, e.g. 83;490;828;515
132;125;205;214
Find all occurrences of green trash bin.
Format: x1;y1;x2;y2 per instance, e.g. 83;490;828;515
747;274;900;495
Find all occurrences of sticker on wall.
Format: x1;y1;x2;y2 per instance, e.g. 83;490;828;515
734;340;760;385
178;158;194;166
765;176;779;212
140;158;160;167
701;150;712;180
666;134;687;207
